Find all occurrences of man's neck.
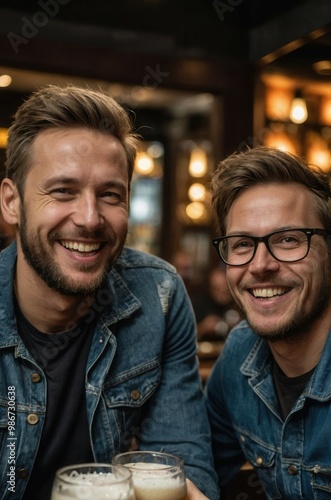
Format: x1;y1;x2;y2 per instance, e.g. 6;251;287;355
268;316;331;377
14;263;94;334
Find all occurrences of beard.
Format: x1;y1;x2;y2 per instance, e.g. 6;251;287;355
19;209;126;296
236;272;331;343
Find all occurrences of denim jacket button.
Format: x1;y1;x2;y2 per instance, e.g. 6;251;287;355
130;390;140;401
288;464;298;475
17;469;29;479
256;456;263;466
31;372;41;383
27;413;39;425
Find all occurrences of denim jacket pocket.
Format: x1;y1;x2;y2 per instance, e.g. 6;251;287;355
310;466;331;499
237;430;282;499
100;360;161;451
103;359;161;408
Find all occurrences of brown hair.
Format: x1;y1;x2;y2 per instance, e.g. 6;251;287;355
5;85;140;196
211;146;331;236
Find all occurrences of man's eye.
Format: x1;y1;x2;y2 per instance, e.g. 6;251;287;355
276;236;301;247
53;188;70;194
103;191;118;197
232;239;254;250
102;191;123;201
50;188;75;199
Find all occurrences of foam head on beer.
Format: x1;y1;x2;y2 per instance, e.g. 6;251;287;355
51;463;136;500
112;451;187;500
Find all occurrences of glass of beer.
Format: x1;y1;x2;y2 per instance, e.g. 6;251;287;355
112;451;187;500
51;463;136;500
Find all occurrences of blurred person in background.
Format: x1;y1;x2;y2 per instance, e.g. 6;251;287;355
172;249;202;299
206;147;331;499
0;85;219;500
192;265;241;341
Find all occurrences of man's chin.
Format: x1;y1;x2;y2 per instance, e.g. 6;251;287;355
247;319;300;343
51;276;105;297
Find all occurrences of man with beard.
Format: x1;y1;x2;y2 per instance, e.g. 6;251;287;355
0;85;218;500
205;146;331;500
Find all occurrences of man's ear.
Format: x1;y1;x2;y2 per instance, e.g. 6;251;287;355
1;178;20;225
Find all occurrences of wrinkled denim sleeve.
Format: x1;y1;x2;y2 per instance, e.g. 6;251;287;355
205;353;247;495
137;275;219;499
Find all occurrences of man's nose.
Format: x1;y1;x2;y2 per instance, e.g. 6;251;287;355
72;195;104;231
248;241;280;274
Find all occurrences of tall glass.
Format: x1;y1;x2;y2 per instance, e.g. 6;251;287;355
51;463;136;500
112;451;187;500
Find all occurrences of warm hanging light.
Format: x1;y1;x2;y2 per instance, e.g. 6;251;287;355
0;128;8;148
134;151;154;175
0;74;12;88
320;96;331;126
188;183;206;202
264;130;297;155
306;134;331;172
290;90;308;124
265;88;292;121
188;147;208;177
185;201;206;220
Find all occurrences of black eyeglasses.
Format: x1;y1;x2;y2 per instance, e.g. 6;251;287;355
212;228;330;266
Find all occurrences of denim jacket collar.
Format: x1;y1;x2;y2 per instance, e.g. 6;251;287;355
0;242;142;348
0;243;18;349
240;328;331;402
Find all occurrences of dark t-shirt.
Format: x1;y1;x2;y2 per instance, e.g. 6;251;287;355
17;303;96;500
273;361;315;420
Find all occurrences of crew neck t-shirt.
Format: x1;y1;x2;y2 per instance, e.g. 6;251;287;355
17;303;96;500
273;361;315;420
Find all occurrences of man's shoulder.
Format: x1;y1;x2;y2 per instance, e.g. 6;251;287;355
0;242;16;273
210;322;266;386
223;320;259;358
115;247;177;274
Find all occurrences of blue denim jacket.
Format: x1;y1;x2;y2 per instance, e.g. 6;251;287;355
0;243;219;500
206;320;331;499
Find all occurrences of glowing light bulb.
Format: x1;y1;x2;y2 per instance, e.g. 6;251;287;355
135;152;154;175
0;74;12;87
186;201;206;220
0;128;8;148
290;91;308;124
188;183;206;202
188;148;208;177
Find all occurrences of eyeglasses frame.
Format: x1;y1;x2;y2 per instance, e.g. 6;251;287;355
212;228;330;266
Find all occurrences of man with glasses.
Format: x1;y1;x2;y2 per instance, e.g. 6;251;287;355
205;146;331;499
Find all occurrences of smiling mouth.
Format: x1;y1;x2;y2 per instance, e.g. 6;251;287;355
250;287;290;298
60;240;104;253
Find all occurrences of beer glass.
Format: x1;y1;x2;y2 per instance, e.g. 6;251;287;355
112;451;187;500
51;463;136;500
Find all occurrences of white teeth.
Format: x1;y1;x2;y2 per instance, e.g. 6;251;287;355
252;288;285;298
61;241;100;252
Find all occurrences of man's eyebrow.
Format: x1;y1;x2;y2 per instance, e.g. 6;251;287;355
43;177;77;189
226;226;301;237
43;177;128;191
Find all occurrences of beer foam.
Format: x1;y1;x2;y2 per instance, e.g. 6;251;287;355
51;472;135;500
